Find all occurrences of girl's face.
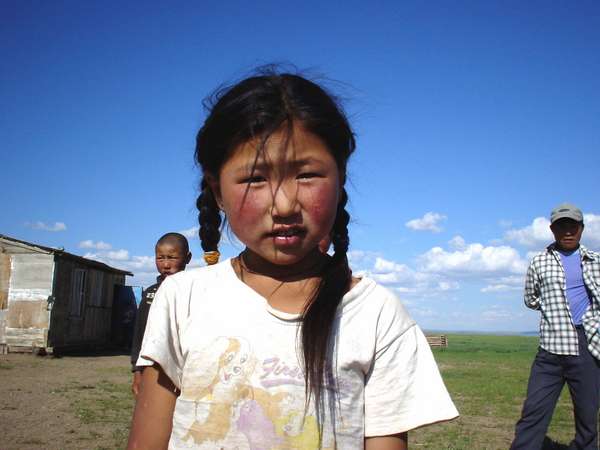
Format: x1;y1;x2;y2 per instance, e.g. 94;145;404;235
211;123;341;267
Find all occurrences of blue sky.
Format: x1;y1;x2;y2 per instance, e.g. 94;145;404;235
2;1;599;332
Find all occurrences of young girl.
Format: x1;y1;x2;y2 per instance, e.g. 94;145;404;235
128;70;458;450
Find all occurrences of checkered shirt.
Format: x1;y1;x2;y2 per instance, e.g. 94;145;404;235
525;244;600;358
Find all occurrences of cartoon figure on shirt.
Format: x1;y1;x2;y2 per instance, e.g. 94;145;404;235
236;393;327;450
234;375;299;449
236;398;284;449
275;409;321;449
180;335;328;449
181;336;257;445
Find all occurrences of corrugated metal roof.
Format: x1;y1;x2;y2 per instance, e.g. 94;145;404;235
0;234;133;276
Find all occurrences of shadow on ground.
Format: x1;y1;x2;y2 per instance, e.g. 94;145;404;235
541;436;569;450
50;346;131;358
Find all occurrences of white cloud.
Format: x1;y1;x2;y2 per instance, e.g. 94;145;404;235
350;239;531;308
504;217;552;248
419;242;528;275
481;306;513;321
78;240;112;250
481;284;522;293
480;274;525;294
583;214;600;249
106;249;129;260
504;213;600;251
83;244;206;288
24;221;67;232
409;306;438;318
405;212;446;233
349;252;454;299
438;281;460;291
347;250;372;266
179;226;199;239
84;250;155;285
369;256;429;285
126;255;156;270
448;235;466;250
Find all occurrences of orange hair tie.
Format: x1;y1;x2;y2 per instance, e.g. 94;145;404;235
203;251;220;265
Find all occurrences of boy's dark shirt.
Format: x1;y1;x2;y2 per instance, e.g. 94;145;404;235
130;279;162;372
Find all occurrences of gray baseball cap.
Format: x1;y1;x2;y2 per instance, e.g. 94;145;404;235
550;203;583;224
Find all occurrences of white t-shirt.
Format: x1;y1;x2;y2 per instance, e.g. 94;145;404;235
139;259;458;449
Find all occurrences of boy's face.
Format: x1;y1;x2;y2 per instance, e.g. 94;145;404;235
155;242;190;279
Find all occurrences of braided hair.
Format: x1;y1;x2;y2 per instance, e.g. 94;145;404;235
194;69;355;438
196;178;222;255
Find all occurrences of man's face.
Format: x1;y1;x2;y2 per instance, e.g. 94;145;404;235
550;218;584;251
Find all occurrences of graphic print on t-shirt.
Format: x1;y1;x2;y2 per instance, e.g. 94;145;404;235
178;336;331;449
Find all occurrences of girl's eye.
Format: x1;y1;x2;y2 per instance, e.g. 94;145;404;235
242;176;266;184
297;172;319;180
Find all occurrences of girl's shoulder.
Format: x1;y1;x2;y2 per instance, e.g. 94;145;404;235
340;276;415;330
158;259;236;295
153;259;241;320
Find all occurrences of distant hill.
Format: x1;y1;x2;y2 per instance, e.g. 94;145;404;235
424;329;538;336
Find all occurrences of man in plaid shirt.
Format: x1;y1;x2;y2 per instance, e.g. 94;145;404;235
511;203;600;450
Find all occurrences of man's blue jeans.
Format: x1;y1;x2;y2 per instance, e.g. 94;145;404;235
511;327;600;450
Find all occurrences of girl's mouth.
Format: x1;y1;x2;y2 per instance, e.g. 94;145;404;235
269;227;305;246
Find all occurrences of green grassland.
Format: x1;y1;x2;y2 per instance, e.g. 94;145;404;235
59;371;133;449
411;334;576;449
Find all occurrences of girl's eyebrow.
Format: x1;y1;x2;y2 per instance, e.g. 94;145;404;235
234;157;321;175
291;157;321;167
235;162;269;174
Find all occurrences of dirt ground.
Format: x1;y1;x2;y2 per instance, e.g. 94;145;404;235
0;351;134;450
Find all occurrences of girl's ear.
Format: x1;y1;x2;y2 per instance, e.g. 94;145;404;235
205;173;223;209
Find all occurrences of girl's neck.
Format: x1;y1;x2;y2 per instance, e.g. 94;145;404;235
234;248;327;314
239;248;328;282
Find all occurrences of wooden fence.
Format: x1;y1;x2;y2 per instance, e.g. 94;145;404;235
426;335;448;348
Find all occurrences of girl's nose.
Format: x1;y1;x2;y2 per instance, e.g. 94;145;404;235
271;182;300;218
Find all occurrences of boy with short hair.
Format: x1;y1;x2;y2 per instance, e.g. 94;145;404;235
130;232;191;397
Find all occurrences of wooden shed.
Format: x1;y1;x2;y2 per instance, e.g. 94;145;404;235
0;234;133;354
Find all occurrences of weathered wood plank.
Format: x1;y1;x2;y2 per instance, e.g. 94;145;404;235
9;254;53;301
426;335;448;348
0;252;10;309
0;309;7;345
5;327;46;347
6;299;49;329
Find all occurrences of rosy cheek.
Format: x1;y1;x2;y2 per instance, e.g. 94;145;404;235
224;186;265;228
302;183;339;228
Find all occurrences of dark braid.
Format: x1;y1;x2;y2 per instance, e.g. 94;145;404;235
197;177;222;253
301;188;351;435
331;189;350;257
